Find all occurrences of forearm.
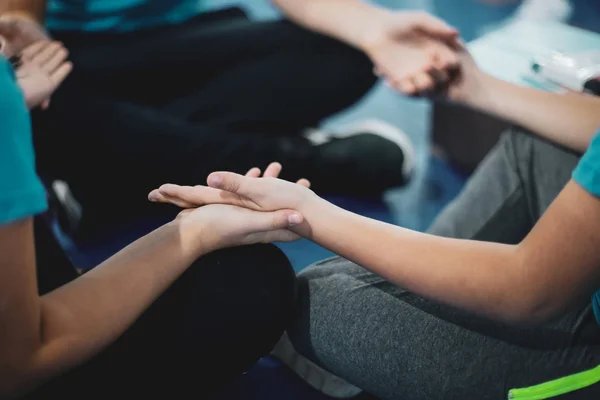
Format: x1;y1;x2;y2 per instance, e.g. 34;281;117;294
24;221;204;393
272;0;387;50
468;74;600;153
301;198;531;324
0;0;46;21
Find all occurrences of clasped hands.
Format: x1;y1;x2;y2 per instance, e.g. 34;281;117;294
148;162;319;251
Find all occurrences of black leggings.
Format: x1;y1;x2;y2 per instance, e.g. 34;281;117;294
33;8;376;229
26;217;297;399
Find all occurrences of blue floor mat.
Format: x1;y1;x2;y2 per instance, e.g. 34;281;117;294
215;357;335;400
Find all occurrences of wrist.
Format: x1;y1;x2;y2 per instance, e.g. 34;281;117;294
171;216;214;261
294;193;334;239
353;7;393;52
295;189;322;215
460;71;500;110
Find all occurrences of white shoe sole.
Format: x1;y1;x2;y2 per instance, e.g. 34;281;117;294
272;333;363;399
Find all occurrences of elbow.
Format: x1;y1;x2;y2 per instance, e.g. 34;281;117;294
495;288;563;328
0;362;38;400
0;331;48;398
499;302;557;328
491;247;562;327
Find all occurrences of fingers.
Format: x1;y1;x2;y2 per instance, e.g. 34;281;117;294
410;12;458;39
44;44;69;72
18;40;72;88
148;189;198;209
296;178;311;188
250;229;301;244
207;171;250;196
412;71;435;93
390;78;417;95
246;162;281;178
19;40;46;60
30;41;63;66
49;61;73;85
435;44;459;71
245;167;261;178
382;49;455;96
252;209;304;231
0;35;7;56
263;162;282;178
150;184;237;207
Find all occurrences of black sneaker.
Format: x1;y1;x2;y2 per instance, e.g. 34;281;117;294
304;119;415;196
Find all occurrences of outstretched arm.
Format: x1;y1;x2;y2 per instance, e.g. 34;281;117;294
296;180;600;326
272;0;459;93
445;48;600;154
464;71;600;153
152;170;600;327
273;0;399;50
0;219;200;398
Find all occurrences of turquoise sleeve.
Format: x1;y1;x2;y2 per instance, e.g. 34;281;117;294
0;56;48;225
573;132;600;197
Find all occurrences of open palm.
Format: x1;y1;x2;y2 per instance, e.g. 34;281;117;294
16;41;72;109
149;162;312;212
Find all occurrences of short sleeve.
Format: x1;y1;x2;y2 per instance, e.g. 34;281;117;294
573;132;600;197
0;56;47;225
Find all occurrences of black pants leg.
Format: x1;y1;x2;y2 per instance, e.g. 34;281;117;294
34;12;376;229
28;226;297;399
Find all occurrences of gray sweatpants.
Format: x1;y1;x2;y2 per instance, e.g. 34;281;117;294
288;130;600;399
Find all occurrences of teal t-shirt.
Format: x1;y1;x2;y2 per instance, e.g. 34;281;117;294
573;132;600;325
0;56;47;225
46;0;206;32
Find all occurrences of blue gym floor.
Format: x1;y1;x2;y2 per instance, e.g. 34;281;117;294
57;1;592;398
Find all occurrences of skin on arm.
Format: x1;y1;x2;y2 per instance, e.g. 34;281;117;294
0;1;49;61
297;180;600;325
0;0;47;22
0;218;202;397
0;203;302;398
273;0;401;49
464;73;600;153
272;0;460;93
151;172;600;326
415;46;600;154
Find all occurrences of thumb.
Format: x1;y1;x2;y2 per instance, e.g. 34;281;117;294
248;209;304;232
409;13;458;39
207;171;253;196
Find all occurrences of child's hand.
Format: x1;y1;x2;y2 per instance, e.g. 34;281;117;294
176;203;304;253
148;162;314;213
0;14;49;58
15;41;72;109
